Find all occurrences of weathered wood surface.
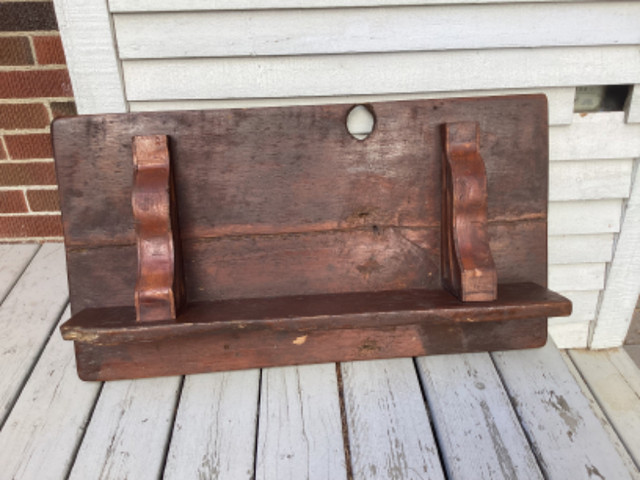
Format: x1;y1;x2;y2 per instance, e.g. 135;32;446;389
416;353;543;479
0;244;69;424
113;3;640;58
0;244;38;302
163;369;260;479
67;377;181;480
569;349;640;467
441;122;496;302
0;307;101;480
493;342;637;479
255;364;346;479
132;135;184;322
341;358;445;479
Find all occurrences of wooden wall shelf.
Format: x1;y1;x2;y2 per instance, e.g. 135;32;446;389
53;95;571;380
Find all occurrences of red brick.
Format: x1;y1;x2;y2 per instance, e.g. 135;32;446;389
26;189;60;212
0;162;57;186
0;70;73;99
0;215;62;238
33;35;66;65
5;133;53;159
0;191;28;214
0;104;50;130
0;37;34;66
0;140;6;160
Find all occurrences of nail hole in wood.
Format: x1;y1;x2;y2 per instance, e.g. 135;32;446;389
346;105;375;140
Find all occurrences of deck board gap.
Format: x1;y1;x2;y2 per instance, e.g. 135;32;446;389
0;300;70;430
412;357;451;480
63;381;105;480
251;369;263;480
0;244;40;305
488;351;549;479
159;375;186;480
335;363;354;480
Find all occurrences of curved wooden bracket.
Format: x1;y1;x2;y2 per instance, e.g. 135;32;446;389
441;122;497;302
132;135;184;322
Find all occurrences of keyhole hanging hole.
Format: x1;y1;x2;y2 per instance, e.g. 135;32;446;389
346;105;375;140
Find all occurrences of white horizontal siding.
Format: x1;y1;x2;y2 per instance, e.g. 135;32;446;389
551;290;600;323
549;200;622;235
549;159;633;201
129;87;575;125
122;46;640;101
549;322;590;349
549;264;606;291
108;0;598;13
548;234;614;265
113;3;640;59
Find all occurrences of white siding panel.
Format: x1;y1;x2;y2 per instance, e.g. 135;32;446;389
549;159;633;201
548;263;606;291
129;87;575;125
114;3;640;59
548;234;614;265
549;321;590;348
591;162;640;348
548;200;622;235
109;0;600;13
550;290;600;324
626;84;640;123
53;0;126;114
550;112;640;160
122;46;640;101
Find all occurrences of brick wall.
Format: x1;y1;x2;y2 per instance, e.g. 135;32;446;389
0;0;75;241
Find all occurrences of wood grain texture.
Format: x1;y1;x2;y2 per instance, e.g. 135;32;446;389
341;358;445;480
256;364;347;479
68;376;181;480
568;348;640;469
163;369;260;480
121;46;640;101
0;243;38;302
441;122;496;301
416;353;543;479
52;0;126;114
128;87;576;126
0;307;101;480
591;162;640;348
113;3;640;58
0;244;69;424
493;342;636;479
132;135;184;322
109;0;594;12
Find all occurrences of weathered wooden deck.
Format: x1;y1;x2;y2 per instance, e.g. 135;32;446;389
0;243;639;479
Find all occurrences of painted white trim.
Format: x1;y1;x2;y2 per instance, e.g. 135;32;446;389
591;160;640;348
53;0;127;114
626;84;640;123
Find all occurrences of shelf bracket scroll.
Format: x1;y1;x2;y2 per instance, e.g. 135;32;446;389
132;135;185;322
441;122;497;302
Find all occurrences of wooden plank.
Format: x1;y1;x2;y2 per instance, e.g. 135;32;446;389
129;87;576;125
121;46;640;101
548;200;622;235
52;0;127;114
0;243;38;302
255;364;346;479
550;112;640;160
568;348;640;469
415;353;543;479
549;159;633;201
67;376;181;480
548;321;590;349
113;3;640;59
548;263;605;292
108;0;601;13
626;84;640;123
591;163;640;348
492;342;637;479
0;243;69;424
550;290;600;323
163;370;260;480
341;358;445;480
0;307;101;479
548;234;614;265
